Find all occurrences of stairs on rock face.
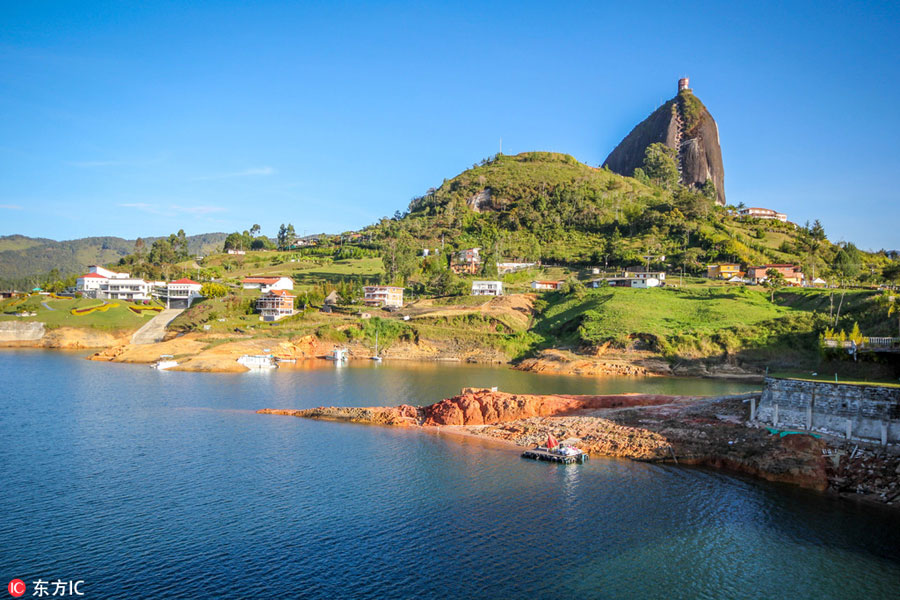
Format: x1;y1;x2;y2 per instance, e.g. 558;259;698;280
671;105;686;182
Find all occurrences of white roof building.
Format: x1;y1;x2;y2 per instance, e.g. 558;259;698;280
472;281;503;296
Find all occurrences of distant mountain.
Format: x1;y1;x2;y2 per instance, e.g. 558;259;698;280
604;78;726;206
0;233;227;286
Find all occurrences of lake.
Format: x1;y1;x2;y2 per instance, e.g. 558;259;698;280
1;350;898;599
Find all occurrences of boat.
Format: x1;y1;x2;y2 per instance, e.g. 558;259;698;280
237;354;278;369
522;433;589;464
371;329;382;361
275;357;296;364
151;355;178;370
329;348;348;362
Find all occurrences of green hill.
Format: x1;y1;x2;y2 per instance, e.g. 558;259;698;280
373;151;888;282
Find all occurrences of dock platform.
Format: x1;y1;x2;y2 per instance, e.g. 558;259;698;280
522;448;589;464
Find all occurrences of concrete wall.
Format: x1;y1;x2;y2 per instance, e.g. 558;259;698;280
0;321;45;342
757;377;900;444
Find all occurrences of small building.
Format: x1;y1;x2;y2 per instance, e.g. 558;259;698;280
738;207;787;222
256;289;295;321
226;249;246;255
591;277;661;289
472;280;503;296
531;280;563;291
497;262;537;274
156;278;203;308
451;248;481;274
810;277;828;288
747;264;803;286
363;285;404;308
707;263;743;280
241;276;294;293
623;267;667;282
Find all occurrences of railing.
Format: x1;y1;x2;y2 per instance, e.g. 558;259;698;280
822;337;900;352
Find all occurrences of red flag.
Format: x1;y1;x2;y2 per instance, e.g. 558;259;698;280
546;434;558;449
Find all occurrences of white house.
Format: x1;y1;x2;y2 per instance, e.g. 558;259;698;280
531;280;563;291
623;267;667;282
100;278;154;301
738;207;788;222
241;276;294;293
472;281;503;296
591;277;661;289
363;285;404;308
76;272;108;297
87;265;130;279
156;278;203;308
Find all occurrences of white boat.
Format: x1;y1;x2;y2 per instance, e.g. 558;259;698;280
151;355;178;370
330;348;348;362
371;330;382;361
237;354;278;369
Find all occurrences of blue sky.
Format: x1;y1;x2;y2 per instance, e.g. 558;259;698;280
1;1;898;249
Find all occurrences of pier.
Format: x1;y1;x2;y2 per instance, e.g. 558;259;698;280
522;447;589;464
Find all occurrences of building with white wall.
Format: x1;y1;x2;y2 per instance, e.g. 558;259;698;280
472;281;503;296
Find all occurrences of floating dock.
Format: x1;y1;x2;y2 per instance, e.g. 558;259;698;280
522;447;589;464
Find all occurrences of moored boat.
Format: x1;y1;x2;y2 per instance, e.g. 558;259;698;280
237;354;278;369
151;355;178;370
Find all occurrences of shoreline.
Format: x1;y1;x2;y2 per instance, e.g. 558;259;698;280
258;388;900;510
1;329;768;382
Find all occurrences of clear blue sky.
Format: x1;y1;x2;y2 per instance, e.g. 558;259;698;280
1;1;898;249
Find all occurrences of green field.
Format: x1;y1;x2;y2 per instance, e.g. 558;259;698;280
0;295;161;331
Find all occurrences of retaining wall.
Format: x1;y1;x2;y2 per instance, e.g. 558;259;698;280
0;321;45;342
756;377;900;444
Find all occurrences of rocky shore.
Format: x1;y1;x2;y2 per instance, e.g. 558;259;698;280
259;388;900;507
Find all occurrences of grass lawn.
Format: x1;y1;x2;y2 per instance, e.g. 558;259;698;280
0;295;159;331
535;285;791;347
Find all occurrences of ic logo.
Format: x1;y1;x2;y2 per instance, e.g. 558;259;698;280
7;579;26;598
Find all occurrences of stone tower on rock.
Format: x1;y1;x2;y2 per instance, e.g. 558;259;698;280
603;78;726;206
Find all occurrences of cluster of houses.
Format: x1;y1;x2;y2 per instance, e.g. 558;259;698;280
72;267;302;320
76;266;203;308
707;263;825;287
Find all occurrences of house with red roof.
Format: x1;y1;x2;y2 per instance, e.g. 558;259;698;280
256;289;296;321
241;276;294;293
156;278;203;308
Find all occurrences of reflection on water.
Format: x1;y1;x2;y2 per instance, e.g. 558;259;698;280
0;350;898;600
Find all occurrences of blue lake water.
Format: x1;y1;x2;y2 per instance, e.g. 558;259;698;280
1;350;899;599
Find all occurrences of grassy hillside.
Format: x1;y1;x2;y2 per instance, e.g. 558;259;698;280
370;151;893;283
531;285;891;368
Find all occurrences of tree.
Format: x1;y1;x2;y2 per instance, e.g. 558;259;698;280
763;268;786;302
250;224;261;237
276;224;297;251
700;179;717;201
882;262;900;288
381;228;418;285
176;229;188;260
833;242;862;286
641;143;679;189
877;291;900;337
200;282;228;298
